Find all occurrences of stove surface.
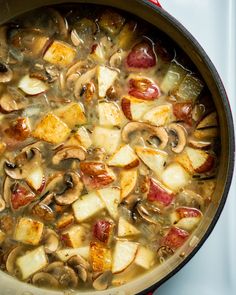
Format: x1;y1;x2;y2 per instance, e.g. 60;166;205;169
156;0;236;294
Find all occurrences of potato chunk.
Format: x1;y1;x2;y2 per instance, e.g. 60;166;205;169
62;225;88;248
43;40;77;66
32;113;71;144
90;241;112;272
72;191;105;222
97;102;122;126
16;246;48;279
14;217;44;246
54;102;87;128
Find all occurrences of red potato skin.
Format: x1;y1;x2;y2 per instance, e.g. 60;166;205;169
194;154;215;173
93;220;113;244
161;226;189;249
129;78;160;100
173;102;193;126
126;42;156;69
80;162;115;190
147;178;174;206
121;98;132;120
175;207;202;219
11;183;35;210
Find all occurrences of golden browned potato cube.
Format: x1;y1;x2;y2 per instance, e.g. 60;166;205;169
61;225;88;248
43;40;77;67
54;102;87;129
32;113;71;144
57;214;74;230
90;241;112;272
14;217;44;246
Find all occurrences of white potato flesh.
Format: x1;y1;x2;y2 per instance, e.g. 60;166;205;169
134;246;155;270
118;217;140;237
142;104;173;126
135;146;168;178
56;246;90;261
107;144;138;168
97;66;118;98
14;217;44;246
72;191;105;222
161;163;190;192
120;168;138;199
16;246;48;280
97;187;120;219
112;241;138;274
98;102;122;126
92;126;121;155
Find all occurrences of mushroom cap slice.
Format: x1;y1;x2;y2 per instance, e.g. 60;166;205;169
169;123;187;153
32;272;59;288
52;145;86;165
54;171;83;205
4;148;42;180
6;245;25;274
0;63;13;83
67;254;90;271
122;122;168;149
93;271;112;291
46;264;78;288
0;92;25;113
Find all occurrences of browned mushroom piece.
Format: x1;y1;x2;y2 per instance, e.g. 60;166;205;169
6;245;25;274
0;92;26;113
122;122;169;149
0;63;13;83
46;263;78;289
92;271;112;291
4;148;42;180
74;67;97;99
168;123;187;153
52;145;86;165
136;202;159;225
67;255;90;271
32;272;59;288
54;171;83;205
43;228;59;253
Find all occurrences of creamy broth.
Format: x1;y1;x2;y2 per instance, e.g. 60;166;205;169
0;4;219;291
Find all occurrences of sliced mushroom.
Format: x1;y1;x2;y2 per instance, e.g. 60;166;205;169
6;245;24;274
122;122;169;149
0;195;6;212
168;123;187;153
136;203;159;225
67;255;90;271
45;261;64;273
32;272;59;288
0;63;13;83
48;8;68;38
54;171;83;205
52;145;86;165
109;50;126;68
92;271;112;291
4;148;42;180
46;263;78;288
0;92;26;113
71;29;83;47
121;194;141;211
43;228;59;253
189;139;212;149
68;260;87;283
67;255;90;282
74;67;97;99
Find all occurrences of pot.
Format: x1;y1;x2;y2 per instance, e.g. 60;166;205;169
0;1;234;294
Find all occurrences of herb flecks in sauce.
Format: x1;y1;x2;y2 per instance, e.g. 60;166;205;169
0;5;219;291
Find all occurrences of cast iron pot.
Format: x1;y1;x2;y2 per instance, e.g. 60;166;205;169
0;0;234;294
